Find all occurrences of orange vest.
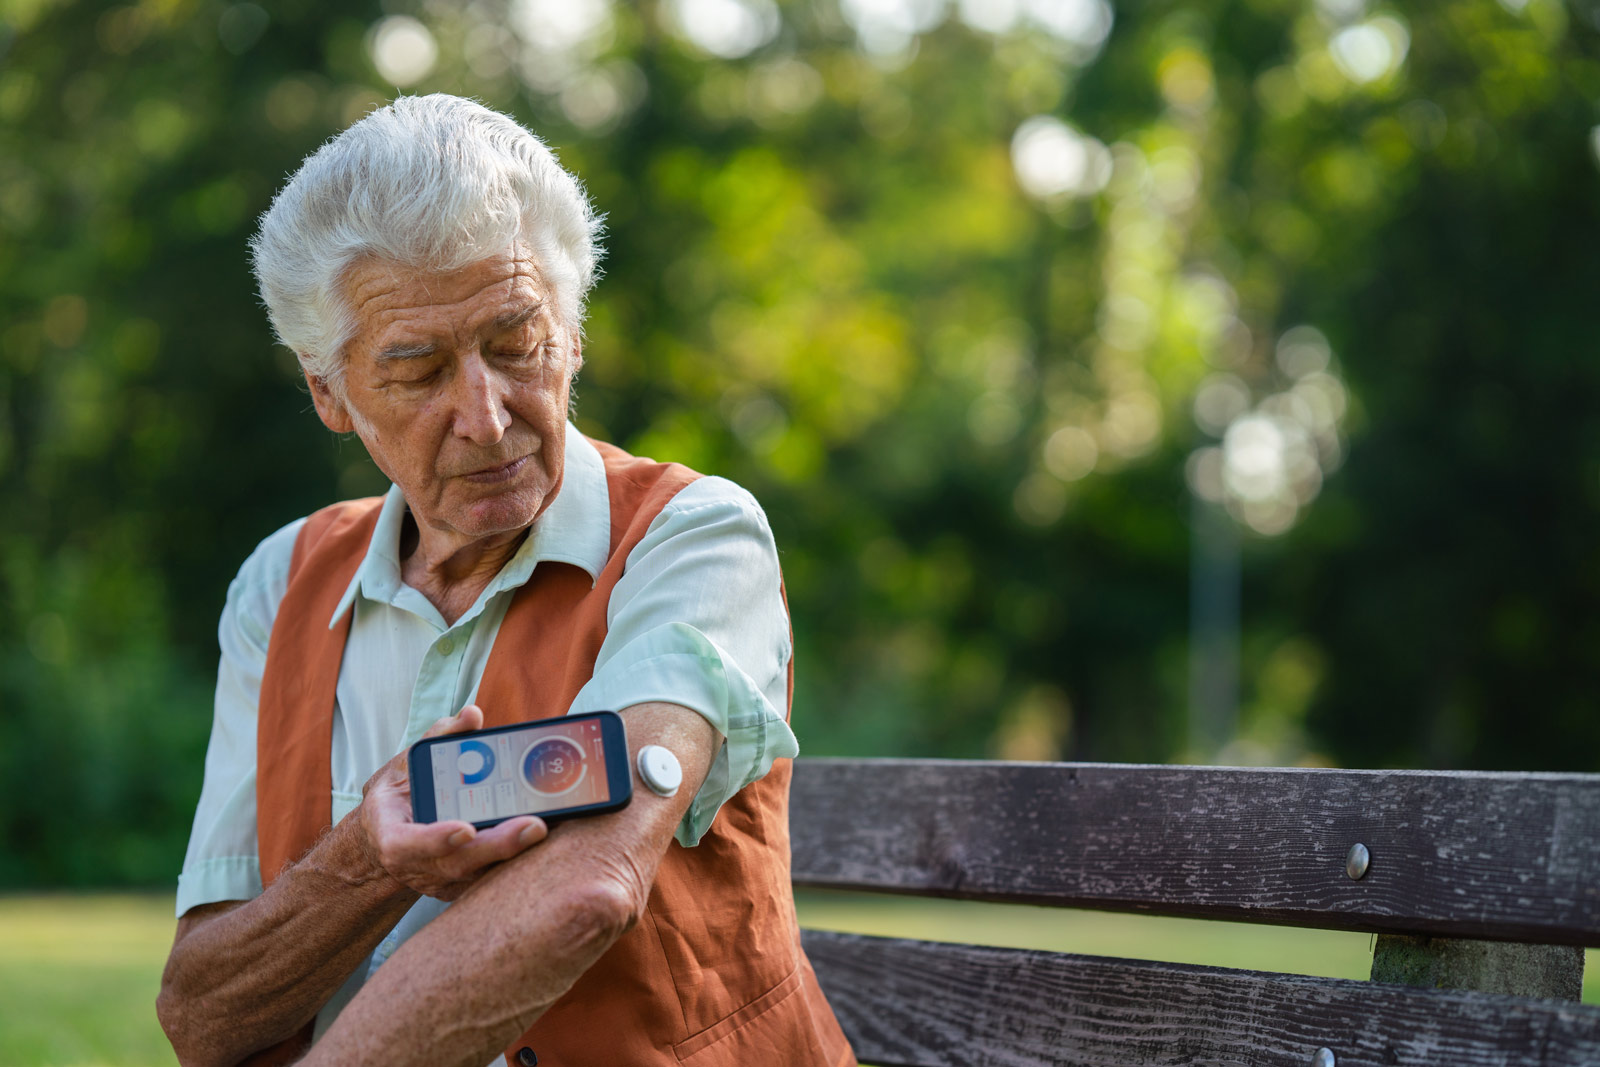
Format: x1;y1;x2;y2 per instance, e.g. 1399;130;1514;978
251;439;853;1067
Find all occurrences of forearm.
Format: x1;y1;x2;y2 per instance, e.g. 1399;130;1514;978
303;702;715;1067
158;815;418;1066
302;844;638;1067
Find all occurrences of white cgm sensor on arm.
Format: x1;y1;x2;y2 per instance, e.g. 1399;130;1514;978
635;745;683;798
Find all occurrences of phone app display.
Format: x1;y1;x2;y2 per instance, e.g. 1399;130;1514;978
523;736;586;795
429;718;610;824
457;740;495;784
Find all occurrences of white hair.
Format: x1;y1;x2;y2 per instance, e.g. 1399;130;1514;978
250;94;603;391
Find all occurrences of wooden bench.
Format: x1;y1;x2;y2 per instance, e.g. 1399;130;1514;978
789;759;1600;1066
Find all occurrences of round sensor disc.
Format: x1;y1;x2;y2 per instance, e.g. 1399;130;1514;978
636;745;683;797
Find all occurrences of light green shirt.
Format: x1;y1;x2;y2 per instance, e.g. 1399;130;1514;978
175;423;799;1042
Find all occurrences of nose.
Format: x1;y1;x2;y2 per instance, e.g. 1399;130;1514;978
450;352;510;446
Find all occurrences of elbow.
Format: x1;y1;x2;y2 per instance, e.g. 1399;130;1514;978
566;876;647;947
525;874;646;969
489;876;643;992
156;968;227;1067
155;983;201;1066
556;844;654;949
156;962;188;1054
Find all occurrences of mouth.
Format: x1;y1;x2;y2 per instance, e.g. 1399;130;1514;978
460;454;531;484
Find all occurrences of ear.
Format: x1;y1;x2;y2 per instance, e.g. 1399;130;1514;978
569;336;583;376
302;363;356;434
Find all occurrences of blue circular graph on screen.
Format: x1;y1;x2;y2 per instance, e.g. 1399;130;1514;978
457;739;495;785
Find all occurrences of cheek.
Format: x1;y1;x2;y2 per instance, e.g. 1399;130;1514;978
367;402;452;473
519;375;570;427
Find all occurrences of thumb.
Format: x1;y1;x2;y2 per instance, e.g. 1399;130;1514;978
424;703;485;739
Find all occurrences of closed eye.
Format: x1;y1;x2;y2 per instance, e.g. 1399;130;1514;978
390;366;441;386
493;341;555;364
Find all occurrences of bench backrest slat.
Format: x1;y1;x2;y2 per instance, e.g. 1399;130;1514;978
789;758;1600;945
802;930;1600;1067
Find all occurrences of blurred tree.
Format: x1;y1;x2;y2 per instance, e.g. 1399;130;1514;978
0;0;1597;888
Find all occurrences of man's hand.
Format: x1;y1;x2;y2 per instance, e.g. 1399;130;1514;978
357;704;549;901
159;706;553;1065
302;701;718;1067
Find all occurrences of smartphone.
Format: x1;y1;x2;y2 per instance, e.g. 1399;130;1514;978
408;710;632;829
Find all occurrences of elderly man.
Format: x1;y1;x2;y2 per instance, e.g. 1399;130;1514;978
157;94;854;1067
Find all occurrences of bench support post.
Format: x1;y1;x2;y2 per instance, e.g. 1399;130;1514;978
1371;935;1585;1000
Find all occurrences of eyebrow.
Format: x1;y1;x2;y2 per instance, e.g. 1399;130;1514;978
375;341;438;364
372;303;545;364
488;303;543;335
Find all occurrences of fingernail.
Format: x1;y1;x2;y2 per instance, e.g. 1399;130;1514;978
448;829;473;847
519;824;541;845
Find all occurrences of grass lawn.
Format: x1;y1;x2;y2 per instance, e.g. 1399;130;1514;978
0;894;179;1067
1;892;1594;1066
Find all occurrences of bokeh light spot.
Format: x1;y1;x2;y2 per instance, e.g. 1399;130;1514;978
666;0;781;59
1186;446;1225;503
1276;325;1332;378
1044;426;1098;481
1329;18;1409;85
958;0;1022;35
1025;0;1113;55
369;16;438;88
1011;115;1112;202
1193;374;1250;437
1014;471;1067;525
512;0;612;54
1158;47;1215;112
842;0;948;56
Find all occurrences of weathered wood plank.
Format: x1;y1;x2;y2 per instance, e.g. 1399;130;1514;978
790;759;1600;945
802;930;1600;1067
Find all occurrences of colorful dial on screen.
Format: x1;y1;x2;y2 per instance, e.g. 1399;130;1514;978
521;736;586;796
457;740;495;785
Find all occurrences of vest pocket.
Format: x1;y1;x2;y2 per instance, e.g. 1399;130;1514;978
672;964;803;1062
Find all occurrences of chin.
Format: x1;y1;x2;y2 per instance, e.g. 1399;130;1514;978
455;486;544;537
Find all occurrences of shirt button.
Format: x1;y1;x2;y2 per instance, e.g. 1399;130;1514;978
516;1048;538;1066
437;636;455;656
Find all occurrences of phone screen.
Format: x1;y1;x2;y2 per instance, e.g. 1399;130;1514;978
425;716;614;824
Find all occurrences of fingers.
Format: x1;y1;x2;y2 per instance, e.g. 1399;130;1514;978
376;814;549;885
422;704;485;740
382;818;477;864
441;817;547;871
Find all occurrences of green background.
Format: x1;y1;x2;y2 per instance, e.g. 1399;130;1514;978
2;0;1599;1057
4;0;1597;893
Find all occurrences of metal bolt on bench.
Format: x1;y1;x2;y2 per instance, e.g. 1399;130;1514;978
1345;842;1370;880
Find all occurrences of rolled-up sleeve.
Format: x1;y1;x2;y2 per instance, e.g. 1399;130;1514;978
570;477;799;846
174;518;303;917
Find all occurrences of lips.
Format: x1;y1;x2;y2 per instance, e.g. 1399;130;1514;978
460;454;531;483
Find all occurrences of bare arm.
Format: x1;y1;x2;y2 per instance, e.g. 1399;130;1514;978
156;817;416;1067
299;701;718;1067
157;707;547;1067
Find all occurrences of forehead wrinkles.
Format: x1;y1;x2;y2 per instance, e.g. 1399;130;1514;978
345;251;553;346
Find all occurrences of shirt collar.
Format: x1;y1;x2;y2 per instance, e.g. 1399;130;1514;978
329;421;611;628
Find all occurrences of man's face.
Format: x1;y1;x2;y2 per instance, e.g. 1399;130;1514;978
309;245;576;545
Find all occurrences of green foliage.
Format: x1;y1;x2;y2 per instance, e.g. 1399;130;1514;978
2;0;1599;888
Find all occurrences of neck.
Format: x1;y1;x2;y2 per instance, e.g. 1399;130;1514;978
400;513;529;625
